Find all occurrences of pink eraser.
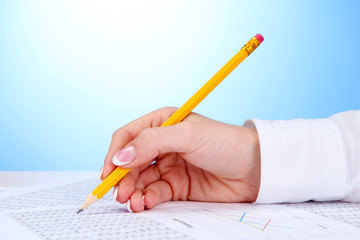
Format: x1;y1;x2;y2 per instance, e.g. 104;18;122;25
255;34;264;43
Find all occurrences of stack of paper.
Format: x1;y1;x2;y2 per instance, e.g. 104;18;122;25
1;177;359;240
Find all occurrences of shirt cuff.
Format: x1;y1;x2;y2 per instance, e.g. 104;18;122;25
244;118;347;203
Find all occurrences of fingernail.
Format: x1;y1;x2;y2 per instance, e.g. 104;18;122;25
113;187;119;202
112;146;136;166
98;166;104;180
142;195;145;206
126;199;133;213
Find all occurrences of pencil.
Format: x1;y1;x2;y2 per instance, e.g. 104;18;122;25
77;33;264;214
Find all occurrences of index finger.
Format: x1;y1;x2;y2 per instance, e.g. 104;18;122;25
101;107;178;179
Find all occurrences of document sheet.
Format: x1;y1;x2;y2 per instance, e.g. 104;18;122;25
286;201;360;228
0;177;359;240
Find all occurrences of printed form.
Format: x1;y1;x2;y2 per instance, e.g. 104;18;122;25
0;177;359;240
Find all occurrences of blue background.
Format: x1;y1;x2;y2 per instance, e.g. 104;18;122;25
1;1;359;171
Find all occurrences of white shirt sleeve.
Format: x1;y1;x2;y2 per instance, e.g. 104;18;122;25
243;110;360;203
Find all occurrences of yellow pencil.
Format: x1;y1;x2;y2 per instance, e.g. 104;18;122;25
77;34;264;214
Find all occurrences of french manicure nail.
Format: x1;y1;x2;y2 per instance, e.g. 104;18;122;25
126;199;133;213
112;146;136;166
113;187;119;202
98;166;104;180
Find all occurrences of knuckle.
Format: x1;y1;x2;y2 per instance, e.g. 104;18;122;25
159;106;178;113
139;127;157;140
111;128;122;139
105;153;112;161
155;107;179;119
151;107;179;127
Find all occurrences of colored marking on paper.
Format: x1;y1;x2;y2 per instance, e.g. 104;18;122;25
239;212;246;222
193;208;275;231
263;219;271;231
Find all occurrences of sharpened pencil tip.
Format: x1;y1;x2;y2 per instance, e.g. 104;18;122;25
77;209;83;214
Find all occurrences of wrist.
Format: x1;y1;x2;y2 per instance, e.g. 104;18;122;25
247;128;261;202
234;126;261;202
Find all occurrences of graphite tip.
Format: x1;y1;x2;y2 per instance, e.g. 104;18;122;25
77;209;84;214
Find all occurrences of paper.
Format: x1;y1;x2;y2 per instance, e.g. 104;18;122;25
0;188;18;194
1;178;360;240
286;201;360;228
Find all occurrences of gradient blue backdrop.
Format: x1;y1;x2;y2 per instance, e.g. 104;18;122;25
1;1;359;171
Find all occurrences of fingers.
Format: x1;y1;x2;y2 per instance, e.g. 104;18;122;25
127;189;144;213
123;180;173;213
114;164;161;205
113;164;173;212
113;164;162;205
100;107;178;179
143;180;172;209
112;122;199;169
135;164;160;190
113;169;139;203
101;128;134;179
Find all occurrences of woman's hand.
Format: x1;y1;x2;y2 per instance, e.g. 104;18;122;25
100;107;261;212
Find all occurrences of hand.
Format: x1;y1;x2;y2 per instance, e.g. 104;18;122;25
100;107;261;212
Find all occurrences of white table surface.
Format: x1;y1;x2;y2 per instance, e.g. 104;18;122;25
0;171;97;187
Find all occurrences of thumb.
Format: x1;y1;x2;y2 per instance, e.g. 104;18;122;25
111;122;197;168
